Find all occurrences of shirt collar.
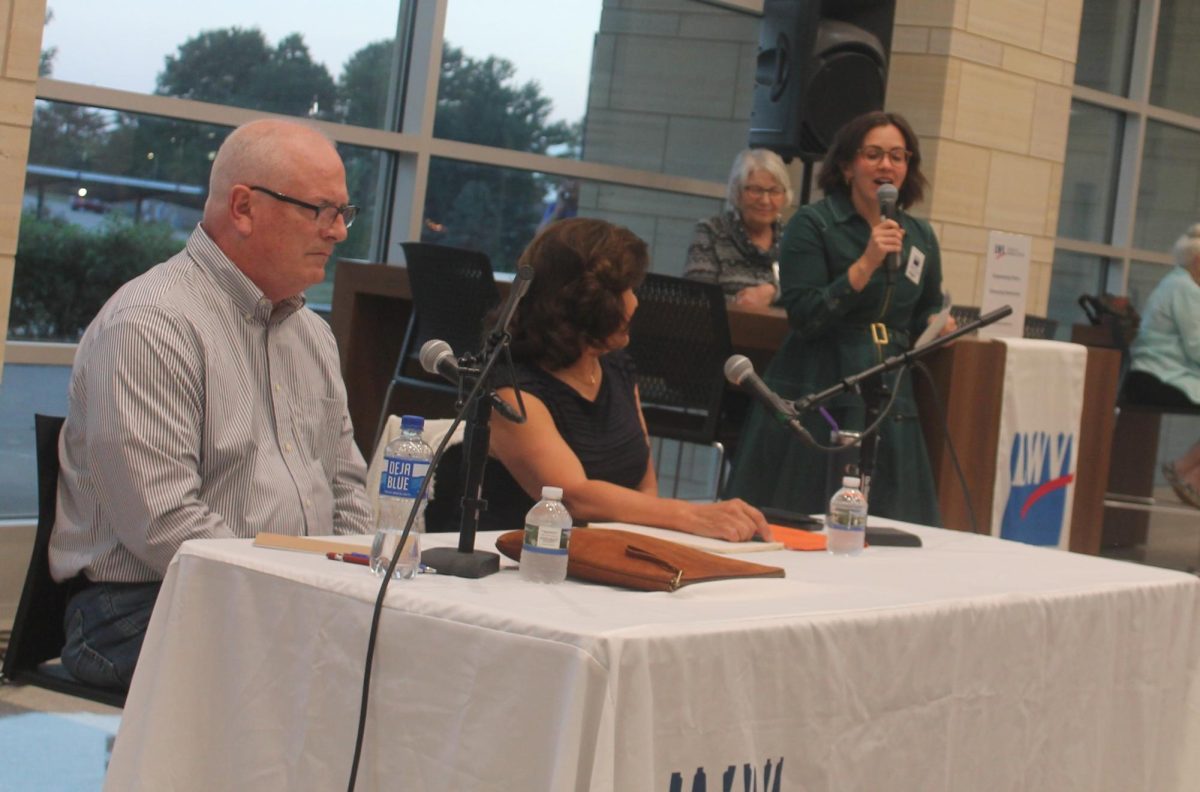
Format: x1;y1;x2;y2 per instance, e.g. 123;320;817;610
186;225;305;324
827;191;859;225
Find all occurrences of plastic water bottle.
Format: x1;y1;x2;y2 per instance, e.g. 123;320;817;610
520;486;572;584
371;415;431;579
826;475;867;556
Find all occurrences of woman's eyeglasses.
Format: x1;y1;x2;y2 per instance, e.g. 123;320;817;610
742;185;787;199
857;146;912;165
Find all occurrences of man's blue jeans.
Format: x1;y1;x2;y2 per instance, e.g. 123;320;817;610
61;581;161;691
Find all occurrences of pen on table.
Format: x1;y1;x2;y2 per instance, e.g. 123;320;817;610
326;551;370;566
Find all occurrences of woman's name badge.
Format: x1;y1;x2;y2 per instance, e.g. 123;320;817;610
906;247;926;285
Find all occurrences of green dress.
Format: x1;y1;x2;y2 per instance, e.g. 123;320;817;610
726;191;944;526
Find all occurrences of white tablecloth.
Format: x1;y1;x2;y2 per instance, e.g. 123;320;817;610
105;523;1200;791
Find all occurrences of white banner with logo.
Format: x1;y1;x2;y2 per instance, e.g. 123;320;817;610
990;338;1086;549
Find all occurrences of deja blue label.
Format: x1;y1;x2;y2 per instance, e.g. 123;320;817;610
379;456;430;498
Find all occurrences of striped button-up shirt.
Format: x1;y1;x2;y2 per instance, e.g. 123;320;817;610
50;226;372;583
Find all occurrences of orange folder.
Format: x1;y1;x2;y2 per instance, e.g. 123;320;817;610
769;524;827;551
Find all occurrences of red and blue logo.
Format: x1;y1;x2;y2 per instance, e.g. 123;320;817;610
1000;431;1074;546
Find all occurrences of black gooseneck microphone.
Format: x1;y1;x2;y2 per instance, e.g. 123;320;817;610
876;182;900;273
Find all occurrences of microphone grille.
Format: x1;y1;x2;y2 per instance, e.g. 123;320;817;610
419;339;453;374
723;354;753;385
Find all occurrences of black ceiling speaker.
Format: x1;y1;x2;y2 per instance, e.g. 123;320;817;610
749;0;896;161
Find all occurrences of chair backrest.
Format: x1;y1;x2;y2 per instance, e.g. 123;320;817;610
401;242;501;362
1;414;126;707
627;274;732;445
375;244;500;448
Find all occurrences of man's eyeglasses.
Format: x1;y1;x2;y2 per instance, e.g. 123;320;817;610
857;146;912;166
742;185;787;199
250;186;358;229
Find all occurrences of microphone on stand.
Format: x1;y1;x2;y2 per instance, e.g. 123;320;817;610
724;355;810;442
419;339;461;384
420;338;525;423
876;183;900;273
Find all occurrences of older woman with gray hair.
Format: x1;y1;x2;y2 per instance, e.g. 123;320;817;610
684;148;793;308
1125;223;1200;507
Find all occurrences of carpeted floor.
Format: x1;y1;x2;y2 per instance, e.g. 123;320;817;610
0;683;120;792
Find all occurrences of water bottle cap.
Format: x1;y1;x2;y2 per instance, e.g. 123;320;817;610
541;486;563;500
400;415;425;432
842;476;861;488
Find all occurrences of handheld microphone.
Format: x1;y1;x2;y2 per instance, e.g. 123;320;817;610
419;339;461;384
876;183;900;272
724;355;796;421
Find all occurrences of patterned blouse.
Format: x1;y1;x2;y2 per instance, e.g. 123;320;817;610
684;209;780;301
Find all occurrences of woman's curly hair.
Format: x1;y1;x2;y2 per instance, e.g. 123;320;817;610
507;217;648;370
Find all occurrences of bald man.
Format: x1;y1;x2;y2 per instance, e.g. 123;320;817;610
48;119;372;690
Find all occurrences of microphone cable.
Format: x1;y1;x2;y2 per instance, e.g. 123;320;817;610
912;360;978;534
791;366;907;454
346;334;512;792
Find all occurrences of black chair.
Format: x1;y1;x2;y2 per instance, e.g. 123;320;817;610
627;274;732;499
0;414;126;708
1097;328;1200;539
374;243;501;449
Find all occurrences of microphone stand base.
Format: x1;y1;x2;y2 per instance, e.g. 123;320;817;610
421;547;500;579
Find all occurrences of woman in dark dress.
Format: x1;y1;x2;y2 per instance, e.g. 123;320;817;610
725;111;957;525
429;218;768;541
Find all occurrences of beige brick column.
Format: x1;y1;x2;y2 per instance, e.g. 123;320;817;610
0;0;44;375
886;0;1084;315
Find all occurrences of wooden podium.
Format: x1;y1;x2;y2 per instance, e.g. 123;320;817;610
912;338;1121;555
331;261;1120;554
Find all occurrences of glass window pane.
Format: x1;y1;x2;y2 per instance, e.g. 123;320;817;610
16;102;387;338
1048;249;1112;332
1150;0;1200;115
440;0;760;181
1128;260;1173;313
1074;0;1137;95
1134;121;1200;253
309;143;393;307
421;158;721;274
1057;102;1123;243
0;364;71;519
40;3;406;129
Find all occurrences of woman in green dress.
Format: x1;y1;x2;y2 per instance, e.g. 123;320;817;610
726;111;956;526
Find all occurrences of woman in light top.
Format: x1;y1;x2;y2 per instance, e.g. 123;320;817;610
1125;223;1200;507
684;148;793;308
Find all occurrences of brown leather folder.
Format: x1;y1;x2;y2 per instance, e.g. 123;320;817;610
496;527;785;592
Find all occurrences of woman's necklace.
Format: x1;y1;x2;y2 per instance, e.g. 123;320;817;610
562;357;600;388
